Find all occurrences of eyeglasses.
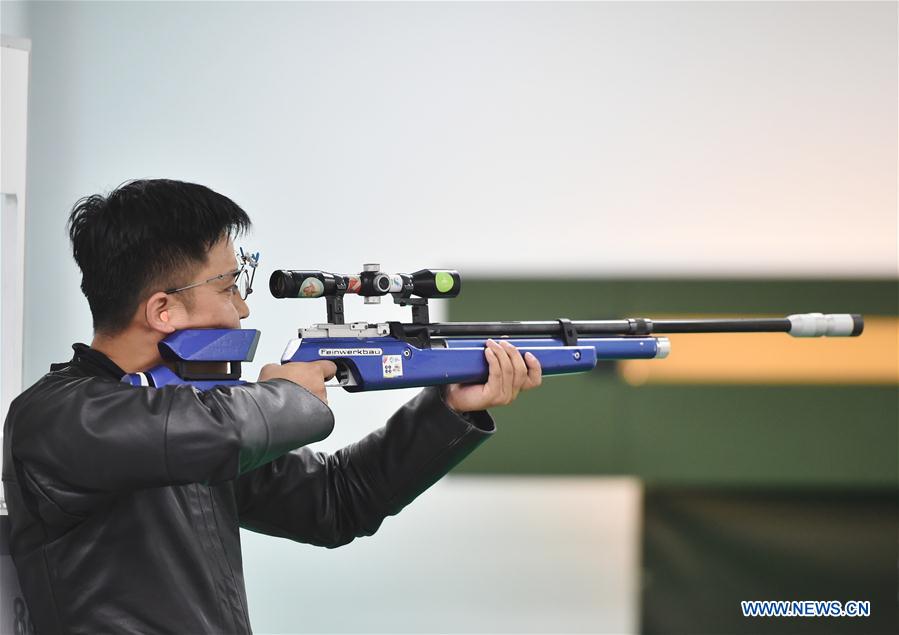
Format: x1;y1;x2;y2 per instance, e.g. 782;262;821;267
165;248;260;301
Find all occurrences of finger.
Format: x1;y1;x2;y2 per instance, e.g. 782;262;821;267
488;339;513;404
501;340;528;398
484;343;502;399
315;360;338;381
523;351;543;389
485;339;507;401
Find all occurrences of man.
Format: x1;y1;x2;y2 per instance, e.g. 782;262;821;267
2;179;542;633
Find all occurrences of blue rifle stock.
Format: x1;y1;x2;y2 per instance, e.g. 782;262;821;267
123;265;864;390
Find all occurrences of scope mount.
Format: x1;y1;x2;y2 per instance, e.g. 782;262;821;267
326;290;432;326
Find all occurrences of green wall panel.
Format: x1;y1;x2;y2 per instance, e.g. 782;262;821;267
641;488;899;634
449;279;897;487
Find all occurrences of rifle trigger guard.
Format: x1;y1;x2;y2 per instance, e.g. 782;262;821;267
558;318;578;346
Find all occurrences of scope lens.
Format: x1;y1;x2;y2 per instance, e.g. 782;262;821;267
410;269;461;298
269;271;290;298
375;274;391;292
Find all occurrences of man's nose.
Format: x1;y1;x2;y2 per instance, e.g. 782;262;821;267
235;294;250;320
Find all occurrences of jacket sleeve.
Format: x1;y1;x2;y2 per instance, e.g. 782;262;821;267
234;386;495;548
9;376;334;493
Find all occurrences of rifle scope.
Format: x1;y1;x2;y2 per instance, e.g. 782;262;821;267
270;269;461;300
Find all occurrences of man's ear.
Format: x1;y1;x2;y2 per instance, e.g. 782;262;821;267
145;292;183;334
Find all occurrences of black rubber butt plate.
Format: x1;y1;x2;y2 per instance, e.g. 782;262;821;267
850;314;864;336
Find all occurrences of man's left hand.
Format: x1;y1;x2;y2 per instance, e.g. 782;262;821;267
444;339;543;413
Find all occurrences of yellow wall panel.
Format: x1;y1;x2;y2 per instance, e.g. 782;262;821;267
619;315;898;385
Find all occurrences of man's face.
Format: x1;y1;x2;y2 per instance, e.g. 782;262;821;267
174;237;250;330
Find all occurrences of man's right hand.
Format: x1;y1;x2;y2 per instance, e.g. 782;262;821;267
258;361;337;404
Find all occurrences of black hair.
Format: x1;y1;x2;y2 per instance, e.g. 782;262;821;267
67;178;252;334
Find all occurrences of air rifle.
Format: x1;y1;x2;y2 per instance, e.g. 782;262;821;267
123;264;864;391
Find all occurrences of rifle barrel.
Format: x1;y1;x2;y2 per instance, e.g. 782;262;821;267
423;313;863;338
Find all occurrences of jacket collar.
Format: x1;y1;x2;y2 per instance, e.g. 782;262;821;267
52;343;128;380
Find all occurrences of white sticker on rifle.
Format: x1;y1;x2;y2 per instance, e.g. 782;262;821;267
318;348;382;356
382;355;403;378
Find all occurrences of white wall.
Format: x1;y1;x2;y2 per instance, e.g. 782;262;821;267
241;476;642;634
1;36;30;423
2;1;896;633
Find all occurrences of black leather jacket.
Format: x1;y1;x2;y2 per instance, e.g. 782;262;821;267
2;344;494;634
